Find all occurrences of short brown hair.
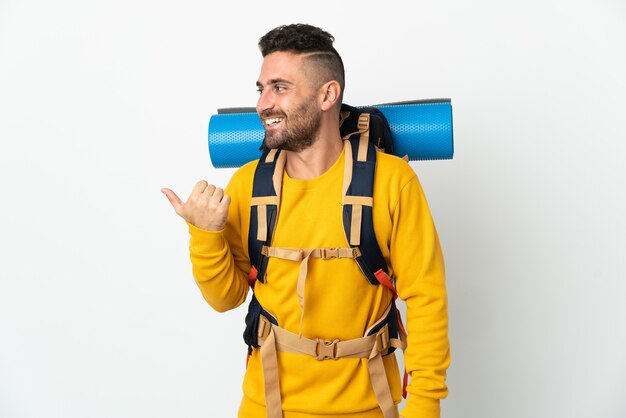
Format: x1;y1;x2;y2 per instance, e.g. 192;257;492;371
258;24;345;97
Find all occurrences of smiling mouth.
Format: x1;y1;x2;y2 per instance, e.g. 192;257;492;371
263;117;284;127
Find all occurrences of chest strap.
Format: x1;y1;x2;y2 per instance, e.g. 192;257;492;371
256;303;407;418
261;245;361;336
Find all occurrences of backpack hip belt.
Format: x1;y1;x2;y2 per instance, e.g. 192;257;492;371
253;301;407;418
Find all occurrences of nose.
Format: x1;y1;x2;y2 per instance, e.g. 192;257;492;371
256;89;274;115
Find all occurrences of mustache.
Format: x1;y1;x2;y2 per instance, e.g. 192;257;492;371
259;110;286;119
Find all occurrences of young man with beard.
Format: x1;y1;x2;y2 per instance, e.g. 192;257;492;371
162;24;450;418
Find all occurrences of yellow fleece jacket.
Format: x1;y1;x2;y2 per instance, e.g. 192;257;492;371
188;148;449;418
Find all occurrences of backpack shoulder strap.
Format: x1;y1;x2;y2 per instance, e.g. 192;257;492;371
341;110;394;293
248;148;285;285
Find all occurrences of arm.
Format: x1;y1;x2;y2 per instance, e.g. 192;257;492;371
392;176;450;418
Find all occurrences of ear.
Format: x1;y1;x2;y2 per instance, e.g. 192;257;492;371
320;80;341;112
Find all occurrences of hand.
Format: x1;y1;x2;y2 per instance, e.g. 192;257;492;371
161;181;231;231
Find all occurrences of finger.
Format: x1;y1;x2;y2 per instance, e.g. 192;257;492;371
161;188;184;214
217;193;231;212
191;180;209;196
220;194;230;211
213;194;231;227
203;184;216;196
212;187;224;201
207;187;225;211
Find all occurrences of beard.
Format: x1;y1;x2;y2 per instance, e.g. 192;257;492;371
261;97;322;152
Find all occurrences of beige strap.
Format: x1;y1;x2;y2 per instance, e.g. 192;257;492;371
260;328;283;418
350;204;363;246
257;317;399;361
342;196;373;206
272;151;286;215
351;118;369;246
257;205;267;241
368;350;396;418
364;303;401;418
265;148;278;163
262;246;360;261
296;249;314;335
357;113;370;162
251;196;280;206
342;139;353;198
341;112;370;142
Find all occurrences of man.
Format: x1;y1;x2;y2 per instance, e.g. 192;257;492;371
162;24;449;418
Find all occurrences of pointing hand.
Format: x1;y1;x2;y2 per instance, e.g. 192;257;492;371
161;181;231;231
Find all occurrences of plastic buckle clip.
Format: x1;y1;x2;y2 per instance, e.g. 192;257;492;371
315;338;340;360
320;248;339;259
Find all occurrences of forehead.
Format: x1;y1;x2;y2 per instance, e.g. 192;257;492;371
257;51;307;84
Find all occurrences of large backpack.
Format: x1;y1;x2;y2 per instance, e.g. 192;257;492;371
243;103;408;418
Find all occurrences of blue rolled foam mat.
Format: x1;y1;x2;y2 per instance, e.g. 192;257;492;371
208;99;453;168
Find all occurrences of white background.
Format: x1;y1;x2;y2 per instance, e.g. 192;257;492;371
1;0;625;417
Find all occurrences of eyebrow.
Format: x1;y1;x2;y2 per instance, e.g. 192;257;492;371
256;78;294;88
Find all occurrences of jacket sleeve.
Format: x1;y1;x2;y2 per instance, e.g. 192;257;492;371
187;167;253;313
393;175;450;418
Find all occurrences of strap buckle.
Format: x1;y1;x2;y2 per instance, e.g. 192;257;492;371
375;327;390;353
320;248;339;259
257;315;272;342
315;338;340;360
357;113;370;131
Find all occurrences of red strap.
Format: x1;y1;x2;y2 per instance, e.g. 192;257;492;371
248;266;258;286
374;269;397;299
403;369;409;398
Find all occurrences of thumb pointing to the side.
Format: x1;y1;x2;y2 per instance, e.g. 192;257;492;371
161;188;184;216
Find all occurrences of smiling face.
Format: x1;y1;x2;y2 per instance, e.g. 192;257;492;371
256;52;323;152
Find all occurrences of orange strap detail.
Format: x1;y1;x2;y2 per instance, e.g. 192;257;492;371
374;269;398;299
403;369;409;399
248;266;258;286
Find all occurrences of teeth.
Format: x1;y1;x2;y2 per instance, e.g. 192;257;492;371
265;118;283;126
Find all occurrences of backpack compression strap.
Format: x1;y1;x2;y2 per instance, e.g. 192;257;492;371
248;148;286;285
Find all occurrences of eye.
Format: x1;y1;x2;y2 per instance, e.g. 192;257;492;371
256;87;263;95
274;85;287;93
